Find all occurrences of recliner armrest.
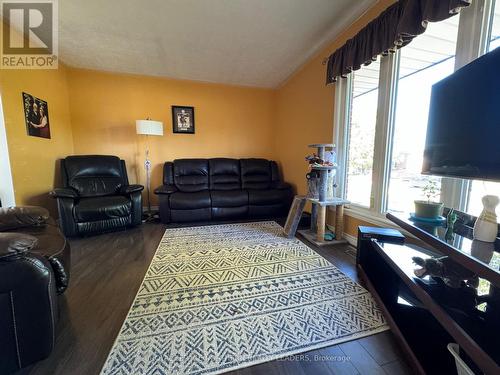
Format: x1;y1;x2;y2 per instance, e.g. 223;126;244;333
0;233;38;260
52;191;78;237
0;206;50;231
154;185;178;195
271;182;292;190
120;184;144;195
50;187;79;199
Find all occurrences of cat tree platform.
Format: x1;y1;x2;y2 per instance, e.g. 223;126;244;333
298;197;350;246
284;196;350;246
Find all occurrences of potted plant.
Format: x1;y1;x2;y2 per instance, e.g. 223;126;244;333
414;180;443;219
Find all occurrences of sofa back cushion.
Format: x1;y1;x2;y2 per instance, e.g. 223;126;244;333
209;158;241;190
63;155;125;197
240;158;272;189
173;159;209;192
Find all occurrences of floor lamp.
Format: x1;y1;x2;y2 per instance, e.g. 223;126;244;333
136;119;164;221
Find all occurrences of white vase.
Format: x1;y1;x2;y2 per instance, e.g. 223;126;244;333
471;239;494;264
473;195;499;242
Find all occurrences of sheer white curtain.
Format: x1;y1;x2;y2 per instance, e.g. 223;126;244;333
0;95;15;207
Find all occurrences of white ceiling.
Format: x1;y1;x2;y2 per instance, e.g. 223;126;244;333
59;0;376;88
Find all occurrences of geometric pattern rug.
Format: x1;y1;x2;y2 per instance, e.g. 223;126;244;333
100;221;388;375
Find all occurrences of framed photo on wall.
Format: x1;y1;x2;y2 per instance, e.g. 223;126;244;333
172;105;195;134
22;93;51;139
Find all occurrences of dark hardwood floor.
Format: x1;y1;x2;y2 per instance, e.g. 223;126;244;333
22;221;411;375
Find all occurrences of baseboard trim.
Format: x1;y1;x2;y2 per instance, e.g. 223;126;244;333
326;224;357;247
343;232;357;247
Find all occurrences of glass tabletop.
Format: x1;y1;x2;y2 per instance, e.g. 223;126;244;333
393;212;500;275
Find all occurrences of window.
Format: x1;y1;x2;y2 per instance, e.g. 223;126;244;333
488;0;500;51
335;1;500;218
387;19;459;213
468;181;500;216
345;60;380;207
465;0;500;216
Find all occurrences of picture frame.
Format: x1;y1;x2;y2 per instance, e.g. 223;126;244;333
22;92;51;139
172;105;195;134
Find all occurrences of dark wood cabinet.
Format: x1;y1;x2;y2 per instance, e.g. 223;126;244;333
357;213;500;375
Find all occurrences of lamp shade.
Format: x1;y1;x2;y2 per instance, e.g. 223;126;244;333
136;120;163;136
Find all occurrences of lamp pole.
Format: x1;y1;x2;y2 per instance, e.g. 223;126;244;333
144;144;152;215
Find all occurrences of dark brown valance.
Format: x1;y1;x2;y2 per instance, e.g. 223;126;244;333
326;0;471;84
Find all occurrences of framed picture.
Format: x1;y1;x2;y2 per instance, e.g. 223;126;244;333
22;92;51;139
172;105;195;134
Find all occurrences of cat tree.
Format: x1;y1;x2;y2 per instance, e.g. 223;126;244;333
284;143;350;246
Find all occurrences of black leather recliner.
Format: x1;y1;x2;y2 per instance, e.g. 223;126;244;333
0;206;70;374
154;158;293;223
50;155;144;237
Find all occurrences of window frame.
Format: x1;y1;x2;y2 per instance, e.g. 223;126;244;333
334;0;495;219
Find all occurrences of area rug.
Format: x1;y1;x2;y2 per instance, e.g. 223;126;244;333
101;221;388;375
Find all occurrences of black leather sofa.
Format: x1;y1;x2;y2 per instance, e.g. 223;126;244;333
50;155;144;237
0;206;70;374
154;158;293;223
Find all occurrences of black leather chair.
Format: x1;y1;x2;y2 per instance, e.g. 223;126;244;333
50;155;144;237
0;206;70;374
154;158;293;223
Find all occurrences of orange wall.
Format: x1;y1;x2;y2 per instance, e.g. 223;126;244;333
0;63;74;215
274;0;396;236
66;68;276;205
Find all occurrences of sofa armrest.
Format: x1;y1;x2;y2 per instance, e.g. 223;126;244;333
154;185;178;195
124;186;143;227
0;249;58;373
271;182;292;190
50;187;79;199
155;185;175;224
0;206;50;231
120;184;144;195
0;233;38;260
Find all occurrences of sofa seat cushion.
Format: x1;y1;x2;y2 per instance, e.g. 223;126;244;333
210;190;248;207
247;189;290;206
212;206;248;219
170;191;211;210
76;217;132;234
171;208;211;222
75;196;131;222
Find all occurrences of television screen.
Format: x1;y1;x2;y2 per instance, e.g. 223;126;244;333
422;47;500;181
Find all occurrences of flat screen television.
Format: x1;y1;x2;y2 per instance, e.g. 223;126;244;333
422;47;500;181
